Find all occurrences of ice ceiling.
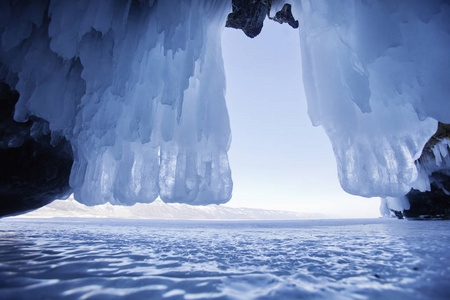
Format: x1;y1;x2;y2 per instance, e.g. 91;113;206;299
0;0;449;217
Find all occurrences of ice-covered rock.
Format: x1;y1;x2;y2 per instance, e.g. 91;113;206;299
0;83;72;216
293;1;450;201
381;123;450;219
0;0;233;215
1;0;450;217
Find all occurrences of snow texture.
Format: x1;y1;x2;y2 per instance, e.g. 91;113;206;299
18;196;325;220
1;219;450;299
293;0;450;200
0;0;232;206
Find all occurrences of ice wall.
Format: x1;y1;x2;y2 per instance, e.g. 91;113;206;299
1;0;450;215
293;0;450;200
0;0;232;206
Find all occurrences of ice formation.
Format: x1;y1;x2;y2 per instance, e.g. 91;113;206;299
380;123;450;218
293;1;450;211
0;0;450;216
0;0;233;212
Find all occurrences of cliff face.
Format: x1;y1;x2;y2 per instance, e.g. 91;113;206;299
0;83;73;216
404;123;450;219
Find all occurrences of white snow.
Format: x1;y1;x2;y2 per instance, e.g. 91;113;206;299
15;195;325;220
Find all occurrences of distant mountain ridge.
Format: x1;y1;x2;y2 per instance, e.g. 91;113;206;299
17;197;326;220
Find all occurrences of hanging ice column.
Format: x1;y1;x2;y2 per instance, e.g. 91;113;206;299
293;1;450;201
1;0;232;206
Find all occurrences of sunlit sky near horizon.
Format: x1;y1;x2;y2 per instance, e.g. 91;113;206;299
21;17;382;220
221;21;381;218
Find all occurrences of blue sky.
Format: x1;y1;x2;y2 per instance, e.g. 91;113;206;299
221;20;380;218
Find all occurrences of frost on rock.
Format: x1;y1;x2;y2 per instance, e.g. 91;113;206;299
380;125;450;219
0;0;232;213
293;1;450;206
400;123;450;219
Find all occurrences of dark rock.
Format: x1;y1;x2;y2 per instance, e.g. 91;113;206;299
390;209;404;219
270;4;299;29
225;1;299;38
404;173;450;219
225;0;270;38
0;83;73;217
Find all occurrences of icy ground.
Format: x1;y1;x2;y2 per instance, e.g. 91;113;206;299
0;219;449;299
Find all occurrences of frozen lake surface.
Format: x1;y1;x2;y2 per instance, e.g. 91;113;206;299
0;218;449;299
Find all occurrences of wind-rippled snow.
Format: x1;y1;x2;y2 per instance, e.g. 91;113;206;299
0;219;449;299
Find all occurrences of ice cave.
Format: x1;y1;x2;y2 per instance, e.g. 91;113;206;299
0;0;449;218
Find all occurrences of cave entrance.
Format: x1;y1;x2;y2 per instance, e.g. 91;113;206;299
221;20;381;217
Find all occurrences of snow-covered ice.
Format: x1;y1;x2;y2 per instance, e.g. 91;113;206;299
0;218;449;299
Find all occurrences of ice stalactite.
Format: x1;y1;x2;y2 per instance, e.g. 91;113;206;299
226;0;450;217
1;0;450;217
292;1;450;212
381;123;450;219
0;0;232;215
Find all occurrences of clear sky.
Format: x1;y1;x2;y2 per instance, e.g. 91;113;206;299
221;20;381;218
